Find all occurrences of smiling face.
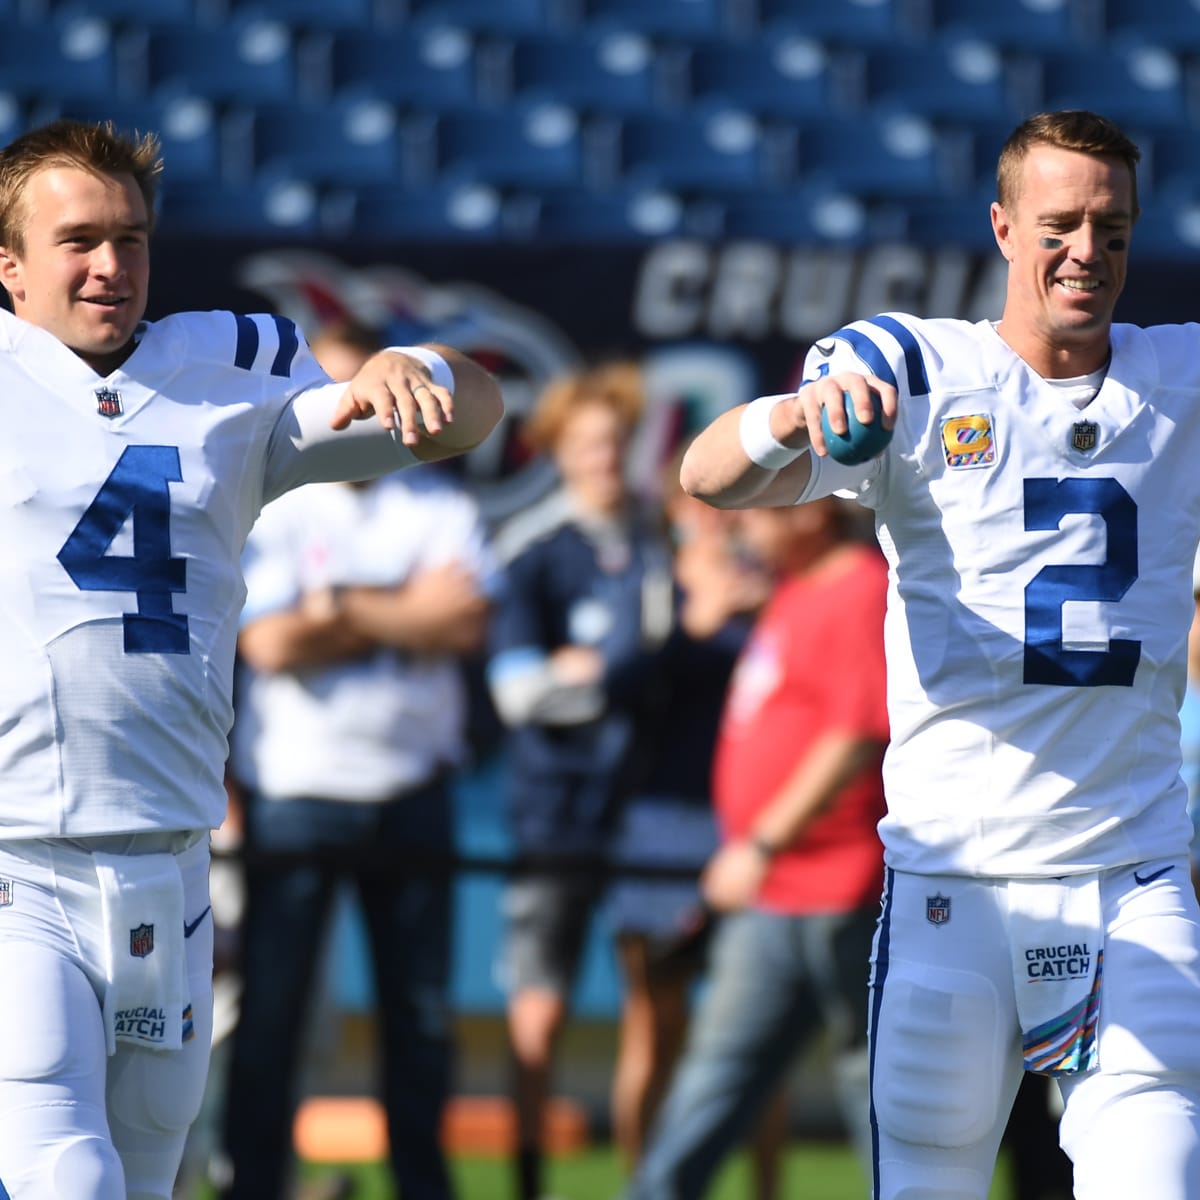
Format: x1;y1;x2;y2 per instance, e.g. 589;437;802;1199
991;143;1137;377
0;165;150;375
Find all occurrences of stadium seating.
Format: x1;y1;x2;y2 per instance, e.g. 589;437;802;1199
615;107;779;192
0;19;125;103
506;31;662;116
513;185;696;241
683;35;849;120
575;0;726;38
924;0;1088;51
1102;0;1200;52
1035;44;1190;131
224;0;377;31
42;0;199;27
157;176;326;236
757;0;915;47
139;19;299;105
858;37;1028;123
430;103;586;188
405;0;559;35
324;26;478;108
714;188;878;244
340;180;507;239
242;97;405;184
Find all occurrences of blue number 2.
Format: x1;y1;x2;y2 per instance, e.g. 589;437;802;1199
57;445;189;654
1023;477;1138;687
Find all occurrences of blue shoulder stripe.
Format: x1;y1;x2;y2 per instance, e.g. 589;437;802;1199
864;315;931;396
270;315;300;378
233;313;258;370
830;318;930;397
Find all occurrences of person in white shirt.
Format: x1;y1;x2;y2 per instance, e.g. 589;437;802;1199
679;109;1200;1199
0;119;501;1200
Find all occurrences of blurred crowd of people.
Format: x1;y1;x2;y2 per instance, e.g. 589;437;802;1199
176;330;1073;1200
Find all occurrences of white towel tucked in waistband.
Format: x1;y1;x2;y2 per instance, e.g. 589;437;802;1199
95;851;189;1056
1008;875;1103;1076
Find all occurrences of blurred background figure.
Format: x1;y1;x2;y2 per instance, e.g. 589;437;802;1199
219;321;497;1200
605;446;768;1169
624;496;889;1200
485;362;673;1200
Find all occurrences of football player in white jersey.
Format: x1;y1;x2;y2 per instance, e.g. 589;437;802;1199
0;119;502;1199
679;110;1200;1199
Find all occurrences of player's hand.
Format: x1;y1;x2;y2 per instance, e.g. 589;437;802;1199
330;349;454;446
701;840;769;912
786;371;897;458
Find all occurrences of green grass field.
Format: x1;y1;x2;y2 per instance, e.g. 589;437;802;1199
260;1141;1017;1200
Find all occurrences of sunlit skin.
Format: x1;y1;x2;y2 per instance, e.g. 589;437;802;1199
552;399;632;517
0;165;150;376
991;144;1138;379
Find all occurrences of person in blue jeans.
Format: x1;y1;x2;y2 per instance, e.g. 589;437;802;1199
219;322;497;1200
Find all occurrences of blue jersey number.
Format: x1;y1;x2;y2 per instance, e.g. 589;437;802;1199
1023;477;1138;686
57;445;189;654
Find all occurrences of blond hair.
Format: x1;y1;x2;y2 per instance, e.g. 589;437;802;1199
0;119;162;253
997;110;1141;215
524;361;643;453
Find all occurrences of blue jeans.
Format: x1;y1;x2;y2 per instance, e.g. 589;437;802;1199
221;780;455;1200
625;905;877;1200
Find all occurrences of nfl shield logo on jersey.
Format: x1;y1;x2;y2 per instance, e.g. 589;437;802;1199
95;387;122;418
0;878;12;907
1071;421;1098;452
926;894;951;926
130;923;154;957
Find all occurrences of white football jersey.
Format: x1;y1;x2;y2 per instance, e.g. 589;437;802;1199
797;315;1200;877
0;307;411;838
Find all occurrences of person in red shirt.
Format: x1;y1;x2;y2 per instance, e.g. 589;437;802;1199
623;495;888;1200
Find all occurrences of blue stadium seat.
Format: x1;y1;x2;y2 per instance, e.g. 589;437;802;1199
0;94;26;148
341;180;506;240
1127;193;1200;260
45;0;198;26
577;0;724;38
859;38;1024;123
245;98;404;184
37;97;221;183
715;187;875;244
326;26;477;107
757;0;914;47
616;108;774;192
0;19;124;103
405;0;556;34
1145;128;1200;197
141;18;298;104
432;103;584;187
157;176;326;237
1103;0;1200;52
926;0;1084;51
903;190;1000;253
225;0;376;30
508;31;660;116
518;185;693;241
684;35;846;120
796;113;949;197
1035;45;1189;132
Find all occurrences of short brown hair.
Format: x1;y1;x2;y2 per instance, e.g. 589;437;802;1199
524;360;643;453
997;110;1141;215
0;119;162;254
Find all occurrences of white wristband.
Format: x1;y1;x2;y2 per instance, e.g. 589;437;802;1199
739;395;802;470
385;345;455;394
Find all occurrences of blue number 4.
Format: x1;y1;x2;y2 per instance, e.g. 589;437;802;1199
1023;477;1138;687
58;445;189;654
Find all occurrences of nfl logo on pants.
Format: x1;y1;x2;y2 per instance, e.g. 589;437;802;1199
926;894;951;926
130;923;155;957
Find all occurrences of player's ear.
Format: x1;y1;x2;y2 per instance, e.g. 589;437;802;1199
991;201;1014;261
0;246;24;302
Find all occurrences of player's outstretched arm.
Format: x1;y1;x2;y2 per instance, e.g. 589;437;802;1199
332;343;503;460
681;371;895;509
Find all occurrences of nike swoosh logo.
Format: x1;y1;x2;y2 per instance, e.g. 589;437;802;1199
1133;865;1173;886
814;340;836;357
183;905;212;938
